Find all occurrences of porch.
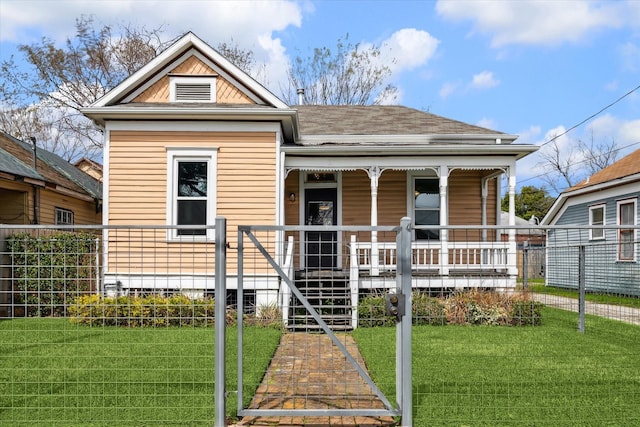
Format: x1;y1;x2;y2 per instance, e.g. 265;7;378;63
279;228;517;329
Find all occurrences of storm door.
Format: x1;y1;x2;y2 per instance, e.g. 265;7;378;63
305;187;338;269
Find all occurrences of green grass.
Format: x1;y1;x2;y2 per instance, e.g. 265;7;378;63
0;318;281;426
529;283;640;308
354;307;640;426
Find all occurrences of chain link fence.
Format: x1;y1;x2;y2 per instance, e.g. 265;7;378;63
0;223;638;426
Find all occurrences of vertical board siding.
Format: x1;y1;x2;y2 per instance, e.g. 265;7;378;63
108;130;277;275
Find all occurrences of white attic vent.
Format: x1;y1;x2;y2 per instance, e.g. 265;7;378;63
170;76;216;102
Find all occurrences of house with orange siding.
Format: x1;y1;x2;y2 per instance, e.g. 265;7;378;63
83;32;537;321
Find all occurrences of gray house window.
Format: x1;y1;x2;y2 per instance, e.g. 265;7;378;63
589;204;605;240
617;199;636;261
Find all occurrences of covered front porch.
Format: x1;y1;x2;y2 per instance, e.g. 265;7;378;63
281;152;521;279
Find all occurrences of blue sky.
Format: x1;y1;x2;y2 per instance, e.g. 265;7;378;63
1;0;640;195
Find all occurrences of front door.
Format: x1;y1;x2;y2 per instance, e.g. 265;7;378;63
305;188;337;269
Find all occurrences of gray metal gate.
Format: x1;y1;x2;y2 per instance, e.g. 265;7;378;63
235;218;413;426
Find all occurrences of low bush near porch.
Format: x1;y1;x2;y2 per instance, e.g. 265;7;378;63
69;295;284;329
358;290;543;327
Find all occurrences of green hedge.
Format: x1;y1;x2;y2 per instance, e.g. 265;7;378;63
69;294;219;327
8;231;98;317
69;295;285;329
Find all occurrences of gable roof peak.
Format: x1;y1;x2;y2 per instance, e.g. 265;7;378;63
88;31;288;110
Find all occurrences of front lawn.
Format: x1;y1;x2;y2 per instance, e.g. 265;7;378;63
354;307;640;426
0;319;281;426
529;283;640;308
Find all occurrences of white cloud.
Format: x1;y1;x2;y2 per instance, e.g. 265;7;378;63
439;82;458;99
476;117;495;130
435;0;627;47
469;71;499;89
588;114;640;152
378;28;440;73
0;0;303;93
619;42;640;72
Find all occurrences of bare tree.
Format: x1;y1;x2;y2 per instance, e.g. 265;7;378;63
283;34;398;105
0;16;172;160
578;131;619;176
538;132;621;193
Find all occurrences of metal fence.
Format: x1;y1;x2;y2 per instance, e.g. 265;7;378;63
0;223;638;426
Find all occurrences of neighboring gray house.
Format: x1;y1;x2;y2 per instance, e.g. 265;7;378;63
542;149;640;295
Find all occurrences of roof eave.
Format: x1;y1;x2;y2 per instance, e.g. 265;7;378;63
541;172;640;225
82;106;300;142
282;141;538;159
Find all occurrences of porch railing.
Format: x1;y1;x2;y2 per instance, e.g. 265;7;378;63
279;235;295;327
350;236;511;276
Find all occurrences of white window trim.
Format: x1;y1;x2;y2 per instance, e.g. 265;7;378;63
409;172;440;241
616;198;637;262
169;76;217;102
55;207;74;225
589;203;606;241
166;148;218;241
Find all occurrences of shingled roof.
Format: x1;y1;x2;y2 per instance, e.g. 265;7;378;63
568;148;640;191
294;105;502;136
0;131;102;200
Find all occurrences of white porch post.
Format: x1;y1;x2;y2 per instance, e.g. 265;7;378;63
507;171;517;276
439;167;449;275
367;166;381;275
481;180;488;242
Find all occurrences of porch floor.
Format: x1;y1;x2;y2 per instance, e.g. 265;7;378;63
235;333;396;427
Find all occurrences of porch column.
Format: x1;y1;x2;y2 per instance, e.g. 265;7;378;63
507;171;517;276
481;179;488;242
439;167;449;275
367;166;382;275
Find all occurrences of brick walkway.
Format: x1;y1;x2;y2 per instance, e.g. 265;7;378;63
235;333;397;427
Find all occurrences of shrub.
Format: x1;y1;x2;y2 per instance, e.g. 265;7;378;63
508;299;544;326
69;294;217;327
413;292;447;325
8;232;98;317
244;303;284;330
357;293;396;327
358;290;543;327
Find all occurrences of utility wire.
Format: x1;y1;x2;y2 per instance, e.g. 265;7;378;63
538;83;640;149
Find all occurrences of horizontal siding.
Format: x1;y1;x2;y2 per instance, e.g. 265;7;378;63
108;130;277;274
39;189;100;225
0;187;28;224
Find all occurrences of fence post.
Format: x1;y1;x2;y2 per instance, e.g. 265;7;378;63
214;217;227;427
578;245;585;333
397;217;412;427
522;241;529;290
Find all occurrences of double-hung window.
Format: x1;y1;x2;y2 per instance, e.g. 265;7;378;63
55;207;74;225
589;204;605;240
413;177;440;240
167;148;217;240
617;199;636;261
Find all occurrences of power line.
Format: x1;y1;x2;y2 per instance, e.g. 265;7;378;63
538;83;640;149
519;140;640;187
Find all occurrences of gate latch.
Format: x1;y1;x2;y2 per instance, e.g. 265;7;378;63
385;292;405;320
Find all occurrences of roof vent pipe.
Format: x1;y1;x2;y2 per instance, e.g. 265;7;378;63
297;88;305;105
30;137;37;169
